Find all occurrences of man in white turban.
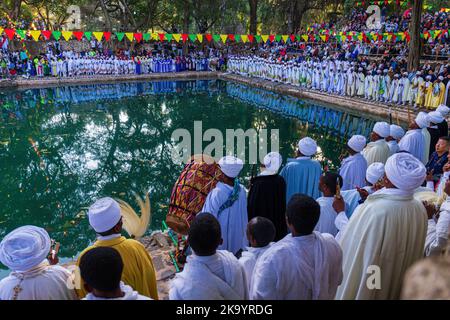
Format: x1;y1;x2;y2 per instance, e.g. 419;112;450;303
436;104;449;138
336;153;428;299
386;124;405;155
280;137;322;200
361;122;391;166
427;111;445;156
202;156;248;255
398;115;426;163
339;135;368;191
0;226;77;300
248;152;287;240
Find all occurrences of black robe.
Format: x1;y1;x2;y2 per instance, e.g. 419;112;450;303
428;127;441;157
437;120;449;138
247;174;287;241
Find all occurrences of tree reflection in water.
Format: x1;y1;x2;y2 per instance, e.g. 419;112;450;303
0;79;377;263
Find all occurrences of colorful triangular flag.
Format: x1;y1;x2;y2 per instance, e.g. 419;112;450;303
93;31;103;42
62;31;73;41
30;30;41;41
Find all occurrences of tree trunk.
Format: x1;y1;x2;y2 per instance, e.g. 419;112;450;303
99;0;113;31
183;0;190;55
407;0;423;71
11;0;22;20
249;0;258;34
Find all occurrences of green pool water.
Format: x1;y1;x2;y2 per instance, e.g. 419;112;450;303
0;79;379;275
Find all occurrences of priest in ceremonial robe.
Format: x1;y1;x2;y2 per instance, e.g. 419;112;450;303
361;122;391;165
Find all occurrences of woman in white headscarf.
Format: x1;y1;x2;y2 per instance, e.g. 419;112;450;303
336;153;428;300
0;226;78;300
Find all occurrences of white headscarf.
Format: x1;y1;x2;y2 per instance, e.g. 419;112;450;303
218;156;244;178
428;111;444;124
88;197;122;233
390;125;405;140
263;152;282;173
0;226;51;272
298;137;318;156
373;122;390;138
415;112;430;129
366;162;385;185
436;104;450;117
347;135;366;152
385;153;426;192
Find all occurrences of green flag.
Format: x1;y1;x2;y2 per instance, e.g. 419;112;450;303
166;34;173;42
116;32;125;41
143;33;151;41
213;34;221;42
275;34;282;42
52;31;62;41
188;34;197;42
234;34;241;42
16;29;26;38
255;35;262;43
84;32;92;41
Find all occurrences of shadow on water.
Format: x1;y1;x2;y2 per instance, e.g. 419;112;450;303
0;79;376;270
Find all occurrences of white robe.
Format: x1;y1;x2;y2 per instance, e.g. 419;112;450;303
398;129;425;162
315;197;339;236
339;153;368;191
425;198;450;257
0;261;78;300
387;140;400;156
422;128;431;165
84;282;152;300
239;245;271;292
361;139;390;166
335;188;427;300
202;182;248;254
169;250;248;300
251;232;342;300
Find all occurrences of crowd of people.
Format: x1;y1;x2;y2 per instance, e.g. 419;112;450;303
227;55;450;108
1;105;450;299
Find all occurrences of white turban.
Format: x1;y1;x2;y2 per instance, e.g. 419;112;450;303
415;112;429;129
88;197;122;233
298;137;317;156
219;156;244;178
437;104;450;117
385;153;426;192
0;226;50;272
390;125;405;140
366;162;385;185
428;111;444;124
347;135;366;152
373;122;390;138
263;152;282;173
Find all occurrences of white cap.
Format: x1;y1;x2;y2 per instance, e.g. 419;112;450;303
437;104;450;117
218;156;244;178
347;135;367;152
263;152;282;173
373;122;390;138
88;197;122;233
390;125;405;140
366;162;385;185
428;111;444;124
298;137;318;156
415;112;430;129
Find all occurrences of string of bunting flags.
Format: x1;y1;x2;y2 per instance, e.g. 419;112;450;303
0;27;449;44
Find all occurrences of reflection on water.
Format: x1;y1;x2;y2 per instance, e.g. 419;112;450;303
0;79;377;269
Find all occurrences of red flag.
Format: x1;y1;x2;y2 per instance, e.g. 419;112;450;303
104;32;111;41
159;33;165;41
205;34;212;42
248;34;254;43
41;30;51;40
269;34;275;42
5;29;15;40
181;33;188;42
134;33;143;43
228;34;235;41
73;31;83;41
290;34;295;42
405;32;411;42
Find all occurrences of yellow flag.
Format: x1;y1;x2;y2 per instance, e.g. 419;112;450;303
241;35;248;43
220;34;228;43
301;35;308;42
173;34;181;42
125;32;134;41
387;34;392;41
62;31;73;41
399;32;405;40
93;32;103;42
30;30;41;41
282;35;289;43
434;30;442;38
320;35;326;42
261;35;269;43
357;34;363;41
197;34;203;42
151;33;158;41
0;27;3;36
